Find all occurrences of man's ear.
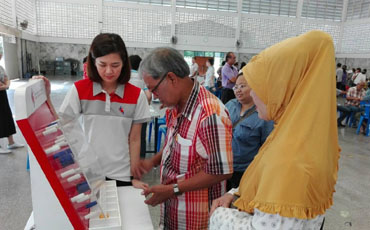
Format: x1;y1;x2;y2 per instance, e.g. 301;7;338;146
167;72;179;86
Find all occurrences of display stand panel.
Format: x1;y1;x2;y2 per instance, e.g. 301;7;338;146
15;80;118;230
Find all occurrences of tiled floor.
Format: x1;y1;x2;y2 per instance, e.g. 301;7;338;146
0;76;369;230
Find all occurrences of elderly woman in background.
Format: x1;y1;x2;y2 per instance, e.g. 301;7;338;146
210;30;340;230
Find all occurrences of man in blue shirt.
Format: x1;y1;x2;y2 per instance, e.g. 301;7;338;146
225;73;273;190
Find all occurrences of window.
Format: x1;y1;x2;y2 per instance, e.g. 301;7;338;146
301;0;344;21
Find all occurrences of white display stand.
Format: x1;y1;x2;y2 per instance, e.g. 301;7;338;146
17;80;154;230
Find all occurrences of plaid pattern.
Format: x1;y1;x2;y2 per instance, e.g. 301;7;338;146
345;86;366;106
159;82;233;230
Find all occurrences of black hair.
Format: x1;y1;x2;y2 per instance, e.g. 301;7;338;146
225;52;233;62
207;57;214;66
337;63;342;68
87;33;130;84
129;55;142;71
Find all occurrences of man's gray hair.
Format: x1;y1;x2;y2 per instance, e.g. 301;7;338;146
139;47;190;79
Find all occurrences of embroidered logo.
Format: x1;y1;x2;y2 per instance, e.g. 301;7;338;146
119;106;125;115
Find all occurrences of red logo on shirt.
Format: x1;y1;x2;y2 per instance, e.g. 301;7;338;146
119;106;124;115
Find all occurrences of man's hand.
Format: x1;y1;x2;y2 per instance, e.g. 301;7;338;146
209;193;234;216
142;184;174;206
32;75;51;98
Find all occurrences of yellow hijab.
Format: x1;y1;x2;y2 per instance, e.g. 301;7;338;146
234;30;340;219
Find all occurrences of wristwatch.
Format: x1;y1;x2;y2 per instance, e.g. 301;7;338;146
173;183;182;196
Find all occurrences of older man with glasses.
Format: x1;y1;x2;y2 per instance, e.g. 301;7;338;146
136;47;233;230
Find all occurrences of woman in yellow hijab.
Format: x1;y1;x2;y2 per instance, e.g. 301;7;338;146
209;30;340;229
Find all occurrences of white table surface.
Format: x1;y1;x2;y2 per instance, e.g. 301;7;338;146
25;186;154;230
118;186;154;230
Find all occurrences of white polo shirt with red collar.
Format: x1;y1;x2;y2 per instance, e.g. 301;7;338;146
59;79;151;182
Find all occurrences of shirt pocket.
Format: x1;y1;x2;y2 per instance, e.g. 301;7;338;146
175;134;192;175
234;123;253;141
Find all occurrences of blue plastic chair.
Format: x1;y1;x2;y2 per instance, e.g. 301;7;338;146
26;152;30;171
356;103;370;136
157;127;167;152
148;116;166;143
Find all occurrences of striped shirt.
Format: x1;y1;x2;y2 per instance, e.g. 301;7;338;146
159;82;233;230
345;86;366;107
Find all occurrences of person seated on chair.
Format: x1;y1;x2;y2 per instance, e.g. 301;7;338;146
357;82;370;133
225;73;273;190
337;81;366;127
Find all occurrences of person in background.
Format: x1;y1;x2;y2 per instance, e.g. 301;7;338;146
129;55;152;102
217;61;226;79
129;55;152;159
189;56;198;79
210;30;339;230
221;52;238;104
137;47;233;229
225;73;273;190
35;33;150;189
357;82;370;133
363;82;370;101
341;65;347;91
202;57;215;92
239;62;247;71
353;68;366;85
337;81;366;128
82;56;89;79
0;50;24;154
214;61;225;99
336;63;343;89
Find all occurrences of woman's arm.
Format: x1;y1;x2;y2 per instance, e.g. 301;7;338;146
0;75;10;90
129;123;143;179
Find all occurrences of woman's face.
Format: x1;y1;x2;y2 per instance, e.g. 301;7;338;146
206;61;210;67
234;76;252;105
250;90;268;120
95;52;123;85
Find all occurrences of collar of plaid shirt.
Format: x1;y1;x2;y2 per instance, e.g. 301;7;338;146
172;80;200;121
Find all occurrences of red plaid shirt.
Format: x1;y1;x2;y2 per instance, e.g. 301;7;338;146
159;82;233;230
345;86;366;106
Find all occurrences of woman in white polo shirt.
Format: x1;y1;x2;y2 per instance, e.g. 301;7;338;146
37;33;151;188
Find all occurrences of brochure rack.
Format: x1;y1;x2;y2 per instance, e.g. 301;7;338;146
15;79;121;230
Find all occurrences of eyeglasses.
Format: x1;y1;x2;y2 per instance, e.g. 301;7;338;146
233;84;247;91
150;72;168;95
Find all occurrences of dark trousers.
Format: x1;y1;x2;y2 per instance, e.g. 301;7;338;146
226;171;245;191
221;88;235;104
337;105;363;125
140;122;147;158
106;177;132;187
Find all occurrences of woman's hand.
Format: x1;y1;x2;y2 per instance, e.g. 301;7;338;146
210;193;234;216
132;158;155;179
132;179;149;190
32;75;51;98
